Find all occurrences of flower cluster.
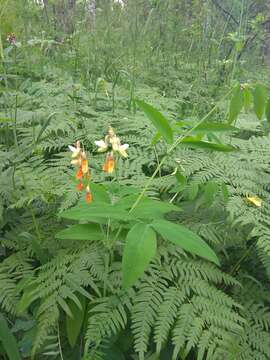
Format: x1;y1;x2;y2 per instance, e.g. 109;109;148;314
69;141;92;203
95;126;129;173
6;33;16;45
69;128;128;204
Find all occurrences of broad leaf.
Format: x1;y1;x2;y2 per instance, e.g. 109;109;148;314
228;84;243;124
191;122;237;134
152;219;220;265
131;200;181;220
66;294;86;348
117;196;181;219
0;314;21;360
180;138;235;152
253;84;267;120
136;100;173;144
56;223;104;241
60;203;132;222
122;223;157;288
265;98;270;123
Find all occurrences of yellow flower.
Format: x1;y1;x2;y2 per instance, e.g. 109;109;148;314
95;126;129;158
246;196;262;207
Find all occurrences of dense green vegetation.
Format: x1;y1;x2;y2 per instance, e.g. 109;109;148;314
1;0;270;359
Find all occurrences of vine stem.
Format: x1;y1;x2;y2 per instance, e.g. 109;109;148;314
129;88;233;213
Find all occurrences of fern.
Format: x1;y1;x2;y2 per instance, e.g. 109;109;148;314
0;254;33;314
131;268;170;359
154;286;185;354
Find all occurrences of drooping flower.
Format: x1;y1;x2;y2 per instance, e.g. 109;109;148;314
95;126;129;173
85;185;93;204
103;152;115;173
69;141;92;204
76;167;83;180
81;152;89;174
76;182;84;191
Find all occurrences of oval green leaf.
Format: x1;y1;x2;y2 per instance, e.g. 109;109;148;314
60;204;132;222
116;196;181;219
136;99;173;144
180;138;235;152
151;219;220;265
66;294;86;348
55;224;104;241
253;84;267;120
191;122;238;134
122;223;157;288
228;84;243;124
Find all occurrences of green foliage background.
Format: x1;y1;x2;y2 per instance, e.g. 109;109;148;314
1;0;270;359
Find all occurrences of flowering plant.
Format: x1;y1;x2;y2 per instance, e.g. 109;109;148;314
59;121;219;290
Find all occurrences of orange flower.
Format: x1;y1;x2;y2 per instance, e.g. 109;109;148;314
76;182;84;191
103;152;115;173
81;158;89;174
76;167;83;180
69;141;92;203
85;185;92;204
